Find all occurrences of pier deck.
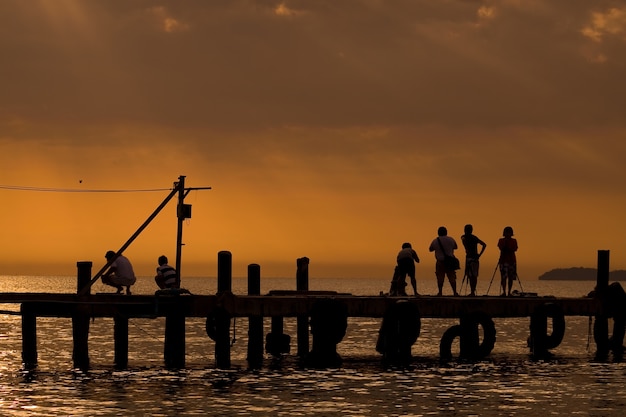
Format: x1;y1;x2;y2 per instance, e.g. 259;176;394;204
0;292;601;319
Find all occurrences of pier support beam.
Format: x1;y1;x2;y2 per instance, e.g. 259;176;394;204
594;250;611;361
72;305;91;370
21;303;37;369
164;306;186;369
114;314;129;369
72;261;92;370
215;251;232;369
247;264;264;368
296;257;310;358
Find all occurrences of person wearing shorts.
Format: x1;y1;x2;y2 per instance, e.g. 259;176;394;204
498;226;518;296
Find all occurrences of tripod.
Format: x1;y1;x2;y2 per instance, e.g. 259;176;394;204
486;262;499;295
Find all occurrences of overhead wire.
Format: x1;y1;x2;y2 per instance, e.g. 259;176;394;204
0;185;173;193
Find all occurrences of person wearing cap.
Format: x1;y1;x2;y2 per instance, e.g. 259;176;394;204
155;255;179;289
497;226;518;296
102;250;137;295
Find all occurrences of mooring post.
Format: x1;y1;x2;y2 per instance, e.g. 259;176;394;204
21;303;37;369
247;263;263;368
594;250;610;361
215;251;232;369
296;257;310;358
77;261;92;295
72;261;92;370
218;250;233;293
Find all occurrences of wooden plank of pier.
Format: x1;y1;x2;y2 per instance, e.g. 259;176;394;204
0;292;601;319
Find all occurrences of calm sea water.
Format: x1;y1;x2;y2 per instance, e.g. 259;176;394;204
0;275;624;416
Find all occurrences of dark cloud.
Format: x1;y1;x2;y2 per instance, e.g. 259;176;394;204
1;0;625;131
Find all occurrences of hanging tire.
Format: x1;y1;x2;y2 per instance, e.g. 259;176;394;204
530;303;565;353
206;306;230;341
467;311;497;358
440;324;462;361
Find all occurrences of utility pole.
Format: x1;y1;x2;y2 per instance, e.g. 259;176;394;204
175;175;186;280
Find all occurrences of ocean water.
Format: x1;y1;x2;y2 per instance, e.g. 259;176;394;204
0;275;624;416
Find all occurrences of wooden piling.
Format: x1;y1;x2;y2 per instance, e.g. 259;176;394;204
296;257;310;358
215;251;232;369
247;263;264;367
164;306;185;369
77;261;92;295
594;250;610;360
114;314;129;368
72;261;91;370
21;303;37;369
217;251;232;293
72;306;90;370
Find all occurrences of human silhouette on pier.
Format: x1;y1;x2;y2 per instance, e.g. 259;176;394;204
390;243;420;296
429;226;459;296
461;224;486;296
498;226;518;296
102;251;137;295
155;255;179;289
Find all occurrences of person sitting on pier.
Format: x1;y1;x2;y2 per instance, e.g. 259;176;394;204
429;226;459;296
102;250;137;295
155;255;179;289
498;226;518;296
461;224;487;296
390;243;420;296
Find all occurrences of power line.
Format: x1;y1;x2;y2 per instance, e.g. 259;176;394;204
0;185;173;193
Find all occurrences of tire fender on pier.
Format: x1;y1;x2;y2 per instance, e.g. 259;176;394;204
440;311;496;361
376;300;421;361
529;302;565;356
206;306;230;341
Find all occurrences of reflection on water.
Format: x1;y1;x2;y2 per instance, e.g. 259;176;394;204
0;277;623;415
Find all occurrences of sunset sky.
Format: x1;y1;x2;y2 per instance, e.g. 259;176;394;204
1;1;625;282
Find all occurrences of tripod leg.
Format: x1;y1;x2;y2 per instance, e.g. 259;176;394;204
486;263;499;295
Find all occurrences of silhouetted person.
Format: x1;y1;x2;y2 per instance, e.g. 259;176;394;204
429;226;459;296
102;251;136;295
461;224;486;296
155;255;179;289
391;242;420;296
498;226;518;296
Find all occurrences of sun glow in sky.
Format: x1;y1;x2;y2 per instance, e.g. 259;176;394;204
2;1;626;281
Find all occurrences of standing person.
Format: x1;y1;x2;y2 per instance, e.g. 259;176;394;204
498;226;518;296
429;226;459;296
461;224;487;296
392;242;420;296
102;251;137;295
155;255;179;289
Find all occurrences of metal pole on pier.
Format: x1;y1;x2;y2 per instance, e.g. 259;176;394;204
175;175;186;280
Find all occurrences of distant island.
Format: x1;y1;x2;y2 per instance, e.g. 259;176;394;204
538;267;626;281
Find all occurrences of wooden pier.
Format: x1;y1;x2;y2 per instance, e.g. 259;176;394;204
3;250;625;370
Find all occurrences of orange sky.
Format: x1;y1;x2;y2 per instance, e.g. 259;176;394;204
2;1;626;280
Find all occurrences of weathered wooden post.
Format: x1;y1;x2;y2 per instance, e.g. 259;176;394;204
247;263;264;368
215;251;232;369
164;303;185;369
594;250;610;361
296;257;310;358
21;303;37;369
114;313;129;369
72;261;92;370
